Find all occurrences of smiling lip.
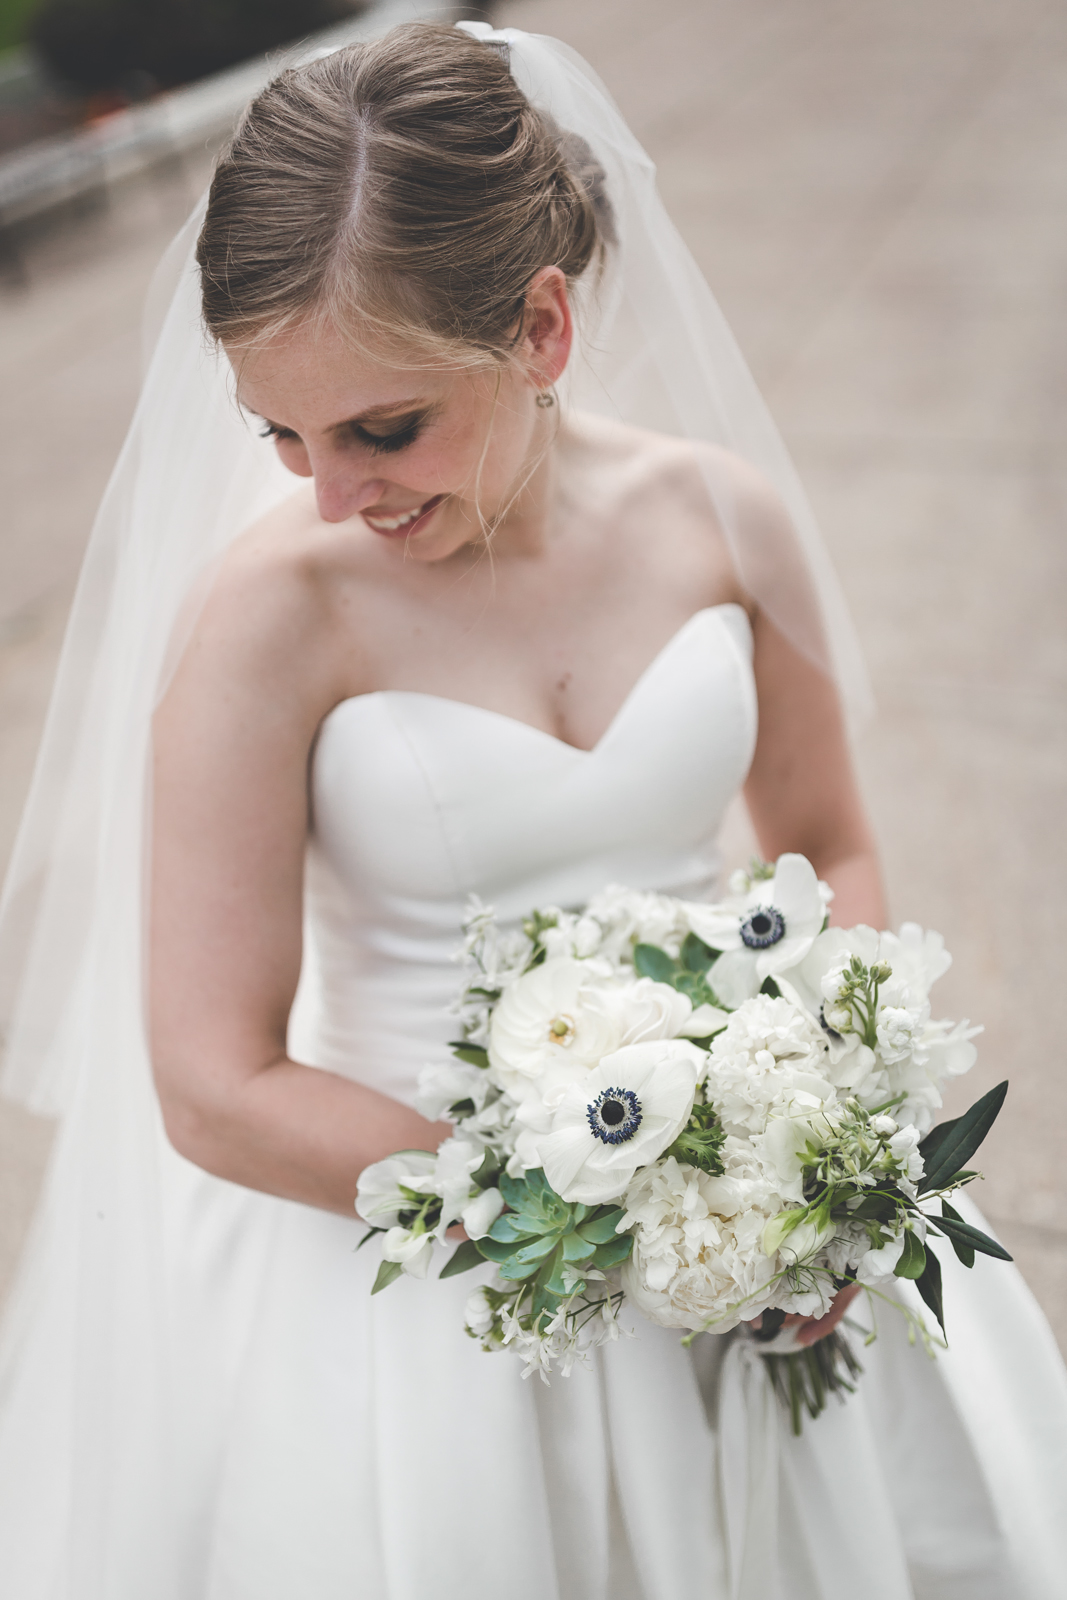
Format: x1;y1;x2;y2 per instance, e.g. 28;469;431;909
362;494;445;538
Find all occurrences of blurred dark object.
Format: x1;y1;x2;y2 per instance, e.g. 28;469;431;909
30;0;365;95
0;48;80;155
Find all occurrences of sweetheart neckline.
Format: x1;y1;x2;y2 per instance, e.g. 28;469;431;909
319;603;751;757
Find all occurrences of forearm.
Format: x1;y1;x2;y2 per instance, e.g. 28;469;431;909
812;844;887;930
160;1057;449;1216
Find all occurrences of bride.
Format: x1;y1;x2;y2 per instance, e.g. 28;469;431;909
0;20;1064;1600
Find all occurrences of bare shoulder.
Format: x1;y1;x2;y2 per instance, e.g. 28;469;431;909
564;413;790;611
159;485;365;733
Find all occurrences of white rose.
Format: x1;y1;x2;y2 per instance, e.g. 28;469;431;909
537;1040;703;1205
489;958;695;1109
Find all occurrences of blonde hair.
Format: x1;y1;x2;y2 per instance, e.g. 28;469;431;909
196;23;613;365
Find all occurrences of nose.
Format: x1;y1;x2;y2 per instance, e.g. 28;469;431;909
307;445;389;524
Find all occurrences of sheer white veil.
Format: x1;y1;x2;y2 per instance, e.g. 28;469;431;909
0;21;871;1126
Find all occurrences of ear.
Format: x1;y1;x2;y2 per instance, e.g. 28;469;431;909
520;266;573;390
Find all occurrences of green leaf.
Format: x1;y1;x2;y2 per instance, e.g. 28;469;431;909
448;1098;476;1116
681;931;719;971
894;1229;927;1280
356;1225;386;1252
918;1081;1008;1194
851;1192;899;1223
633;943;676;983
439;1239;486;1279
592;1233;634;1270
561;1231;595;1263
448;1042;489;1067
499;1171;534;1211
371;1259;404;1294
929;1213;1012;1263
940;1201;974;1267
497;1255;543;1282
542;1244;570;1298
914;1245;946;1337
509;1233;563;1269
471;1150;500;1189
488;1212;542;1243
476;1236;524;1264
577;1207;626;1245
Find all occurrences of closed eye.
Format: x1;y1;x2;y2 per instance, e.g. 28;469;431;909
351;415;425;454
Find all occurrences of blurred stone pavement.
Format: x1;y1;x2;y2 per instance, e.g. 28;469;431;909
1;0;1065;1351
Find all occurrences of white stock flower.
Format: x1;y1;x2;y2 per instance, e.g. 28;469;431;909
380;1226;435;1279
683;854;829;1006
464;1285;495;1337
887;1125;925;1185
870;1114;898;1136
488;958;695;1109
585;884;688;962
703;995;832;1140
619;1154;781;1332
537;1041;704;1205
355;1150;439;1227
876;1006;922;1064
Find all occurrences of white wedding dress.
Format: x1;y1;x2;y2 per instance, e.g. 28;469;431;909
5;602;1065;1599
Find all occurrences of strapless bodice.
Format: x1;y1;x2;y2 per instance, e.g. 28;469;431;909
287;605;757;1104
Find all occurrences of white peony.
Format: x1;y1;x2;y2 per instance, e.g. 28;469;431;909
536;1041;704;1205
683;854;830;1007
489;958;695;1110
619;1153;781;1332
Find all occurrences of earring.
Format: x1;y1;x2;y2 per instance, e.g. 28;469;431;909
535;389;556;409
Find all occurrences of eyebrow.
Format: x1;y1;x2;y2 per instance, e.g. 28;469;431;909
247;400;433;432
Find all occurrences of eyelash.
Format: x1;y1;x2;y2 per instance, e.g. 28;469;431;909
258;419;424;455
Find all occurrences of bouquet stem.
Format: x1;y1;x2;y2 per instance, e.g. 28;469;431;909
761;1332;863;1436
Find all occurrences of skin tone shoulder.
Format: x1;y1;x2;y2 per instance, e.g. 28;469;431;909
151;269;882;1344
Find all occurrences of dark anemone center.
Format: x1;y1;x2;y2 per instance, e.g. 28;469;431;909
739;903;786;950
600;1097;626;1126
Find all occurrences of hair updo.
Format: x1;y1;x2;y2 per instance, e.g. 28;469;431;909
197;23;614;365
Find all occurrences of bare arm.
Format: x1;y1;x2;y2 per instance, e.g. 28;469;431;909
150;553;446;1216
744;609;886;929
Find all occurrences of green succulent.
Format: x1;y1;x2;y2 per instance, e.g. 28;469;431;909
447;1168;632;1324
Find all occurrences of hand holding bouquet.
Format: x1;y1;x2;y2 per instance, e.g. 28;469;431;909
357;856;1011;1429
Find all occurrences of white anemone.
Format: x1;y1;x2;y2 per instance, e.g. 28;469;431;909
536;1040;704;1205
683;854;829;1007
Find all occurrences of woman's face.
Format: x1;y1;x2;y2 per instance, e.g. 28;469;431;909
231;272;571;565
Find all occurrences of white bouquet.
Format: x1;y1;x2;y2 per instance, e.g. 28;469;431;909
356;855;1011;1429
